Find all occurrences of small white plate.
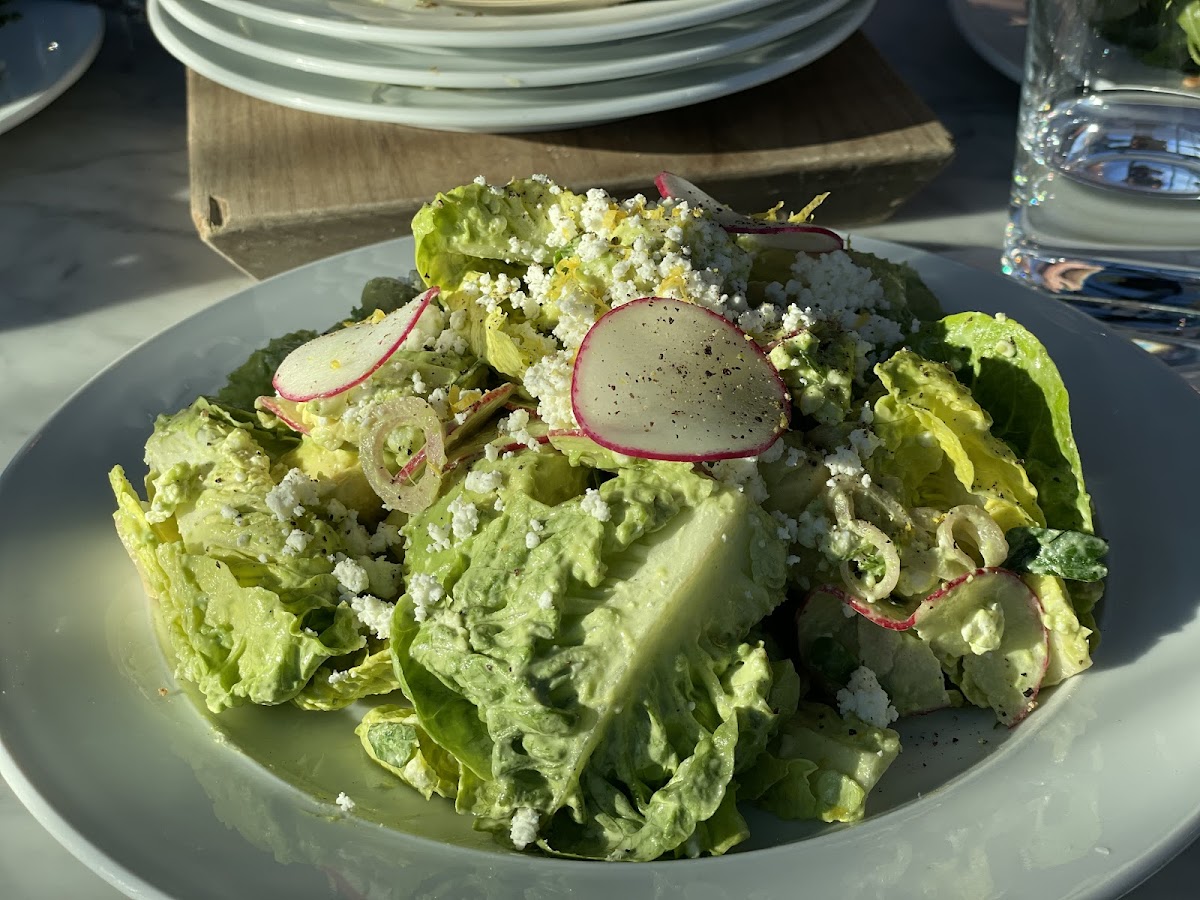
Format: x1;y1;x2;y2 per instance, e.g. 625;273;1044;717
0;0;104;136
2;226;1200;900
947;0;1025;83
193;0;786;48
148;0;874;132
161;0;853;89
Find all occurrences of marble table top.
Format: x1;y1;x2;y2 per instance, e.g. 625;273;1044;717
1;2;1196;897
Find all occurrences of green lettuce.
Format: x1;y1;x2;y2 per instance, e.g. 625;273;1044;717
871;349;1044;532
109;399;404;712
1004;527;1109;582
378;455;793;859
911;312;1094;533
739;702;901;822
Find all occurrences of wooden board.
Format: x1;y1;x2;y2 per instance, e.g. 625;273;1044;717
187;32;954;280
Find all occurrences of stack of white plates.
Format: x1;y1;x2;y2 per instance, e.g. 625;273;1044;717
146;0;875;132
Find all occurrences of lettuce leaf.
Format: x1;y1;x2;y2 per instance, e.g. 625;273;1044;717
383;459;792;859
1004;527;1109;582
911;312;1094;533
871;349;1044;532
739;702;901;822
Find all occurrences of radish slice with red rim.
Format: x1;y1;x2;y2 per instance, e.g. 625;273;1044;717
571;297;790;462
912;567;1049;727
727;224;843;254
255;395;310;435
360;396;446;514
654;171;843;253
272;287;438;402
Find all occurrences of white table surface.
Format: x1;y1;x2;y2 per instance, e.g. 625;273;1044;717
1;2;1197;897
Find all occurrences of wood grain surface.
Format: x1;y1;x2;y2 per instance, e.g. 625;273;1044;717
187;31;954;279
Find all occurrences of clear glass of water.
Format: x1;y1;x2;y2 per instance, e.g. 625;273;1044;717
1003;0;1200;351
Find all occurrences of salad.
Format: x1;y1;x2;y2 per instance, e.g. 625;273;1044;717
109;174;1107;862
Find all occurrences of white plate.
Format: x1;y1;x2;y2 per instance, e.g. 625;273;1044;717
148;0;873;132
4;224;1200;899
161;0;853;89
194;0;784;48
0;0;104;136
948;0;1025;83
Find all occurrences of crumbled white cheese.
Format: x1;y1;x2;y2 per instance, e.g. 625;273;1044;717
580;489;611;522
448;495;480;541
265;468;322;522
847;428;881;460
366;522;402;554
219;504;240;520
498;408;541;451
824;446;865;480
537;590;554;610
334;792;355;812
427;523;452;553
836;666;898;729
334;558;370;595
349;593;395;641
509;807;540;849
465;469;504;494
961;603;1004;655
523;350;576;431
525;518;544;549
283;529;311;555
408;573;444;623
706;458;768;504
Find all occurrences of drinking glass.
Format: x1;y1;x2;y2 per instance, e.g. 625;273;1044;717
1003;0;1200;350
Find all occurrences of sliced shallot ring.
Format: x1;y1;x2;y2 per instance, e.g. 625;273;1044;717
838;520;901;602
360;396;446;514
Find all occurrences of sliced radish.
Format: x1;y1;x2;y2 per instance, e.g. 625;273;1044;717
272;287;438;402
571;297;790;462
654;171;842;253
255;395;309;435
360;396;446;514
448;384;515;446
913;567;1049;727
796;587;954;717
843;592;920;631
728;225;843;254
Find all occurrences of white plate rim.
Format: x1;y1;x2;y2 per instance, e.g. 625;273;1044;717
1;227;1199;899
191;0;786;48
0;0;105;136
159;0;854;89
147;0;875;132
947;0;1025;83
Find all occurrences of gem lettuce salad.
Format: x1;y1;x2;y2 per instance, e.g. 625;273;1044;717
109;174;1107;862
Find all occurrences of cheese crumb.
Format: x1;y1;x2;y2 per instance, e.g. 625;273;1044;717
836;666;898;729
349;593;395;640
408;572;444;622
580;488;611;522
465;469;504;494
334;792;355;812
510;807;539;849
427;523;452;553
265;468;322;521
537;590;554;610
448;495;480;541
283;529;311;555
334;558;370;595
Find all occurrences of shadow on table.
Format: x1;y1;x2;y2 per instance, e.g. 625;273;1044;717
0;11;241;331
